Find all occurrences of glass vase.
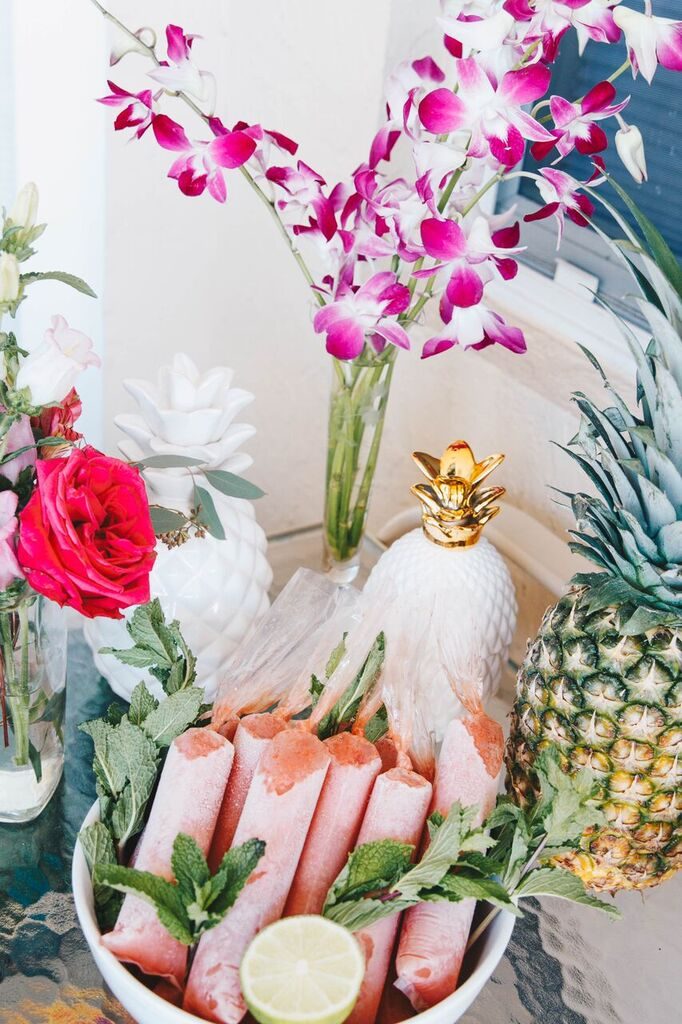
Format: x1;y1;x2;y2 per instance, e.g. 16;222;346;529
0;595;67;823
323;349;396;582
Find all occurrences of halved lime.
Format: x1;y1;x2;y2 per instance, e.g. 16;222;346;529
240;915;365;1024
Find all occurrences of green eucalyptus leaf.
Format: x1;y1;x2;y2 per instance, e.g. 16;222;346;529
204;469;265;500
195;485;226;540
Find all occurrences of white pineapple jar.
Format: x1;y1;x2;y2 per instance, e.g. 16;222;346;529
363;441;517;740
83;353;272;702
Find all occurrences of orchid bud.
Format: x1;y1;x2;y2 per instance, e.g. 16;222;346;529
9;183;39;232
615;124;648;185
0;253;20;305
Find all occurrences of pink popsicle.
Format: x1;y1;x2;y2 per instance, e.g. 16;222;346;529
208;712;287;871
184;729;331;1024
102;728;234;986
285;732;382;917
346;767;432;1024
395;713;504;1010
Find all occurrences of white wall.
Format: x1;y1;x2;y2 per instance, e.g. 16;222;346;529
8;0;107;446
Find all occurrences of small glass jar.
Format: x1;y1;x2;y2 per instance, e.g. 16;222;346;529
0;596;67;824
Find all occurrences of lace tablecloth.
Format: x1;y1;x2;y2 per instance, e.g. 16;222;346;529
1;631;680;1024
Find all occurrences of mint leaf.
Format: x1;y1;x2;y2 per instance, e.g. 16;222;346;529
515;867;620;918
106;718;159;846
318;632;385;739
21;269;96;297
102;600;197;694
310;674;324;706
80;719;126;800
79;822;123;930
324;895;408;931
94;834;266;946
141;688;204;748
364;704;388;743
398;804;477;900
94;863;194;945
325;633;348;679
129;682;158;726
171;833;211;906
207;838;266;918
431;873;522;915
325;838;413;914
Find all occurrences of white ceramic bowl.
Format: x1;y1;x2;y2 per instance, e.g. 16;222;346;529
73;802;515;1024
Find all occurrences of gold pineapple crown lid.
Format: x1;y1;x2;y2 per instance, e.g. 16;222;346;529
411;441;505;549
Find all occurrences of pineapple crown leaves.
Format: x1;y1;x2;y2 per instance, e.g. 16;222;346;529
564;184;682;632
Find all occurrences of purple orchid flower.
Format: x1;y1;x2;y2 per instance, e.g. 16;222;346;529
313;271;411;359
97;81;154;138
152;114;256;202
531;80;629;160
419;58;554;168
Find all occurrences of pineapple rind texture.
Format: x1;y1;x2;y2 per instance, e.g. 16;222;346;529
507;586;682;893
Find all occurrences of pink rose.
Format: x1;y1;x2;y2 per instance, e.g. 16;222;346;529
17;446;156;618
0;491;23;590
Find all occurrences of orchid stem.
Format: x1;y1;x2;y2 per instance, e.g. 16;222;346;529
460;173;502;218
86;0;323;306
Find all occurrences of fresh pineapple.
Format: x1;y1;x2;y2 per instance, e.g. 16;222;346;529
507;195;682;892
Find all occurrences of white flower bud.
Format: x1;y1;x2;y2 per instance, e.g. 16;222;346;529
9;183;39;231
615;124;648;185
0;253;20;304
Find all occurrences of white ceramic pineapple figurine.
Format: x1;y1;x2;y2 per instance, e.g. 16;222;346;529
83;353;272;702
363;441;516;739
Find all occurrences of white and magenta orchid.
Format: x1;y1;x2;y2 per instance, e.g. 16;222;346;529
419;59;554;168
97;81;154;138
152;114;256;202
505;0;621;59
313;272;411;359
524;166;598;244
531;80;629;160
613;6;682;83
148;24;215;109
423;289;527;357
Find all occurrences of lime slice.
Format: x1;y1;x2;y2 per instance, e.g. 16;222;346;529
240;915;365;1024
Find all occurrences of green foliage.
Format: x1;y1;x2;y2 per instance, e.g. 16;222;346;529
79;822;124;930
94;833;265;945
101;598;198;695
323;749;619;934
317;632;385;740
82;603;206;860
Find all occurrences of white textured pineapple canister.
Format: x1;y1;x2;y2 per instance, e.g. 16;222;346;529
363;441;516;739
83;354;272;702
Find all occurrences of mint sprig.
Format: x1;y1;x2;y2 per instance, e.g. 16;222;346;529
323;749;620;936
101;598;197;695
81;602;208;927
93;833;265;945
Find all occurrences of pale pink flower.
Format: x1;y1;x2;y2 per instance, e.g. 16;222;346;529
16;316;100;407
0;491;23;590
